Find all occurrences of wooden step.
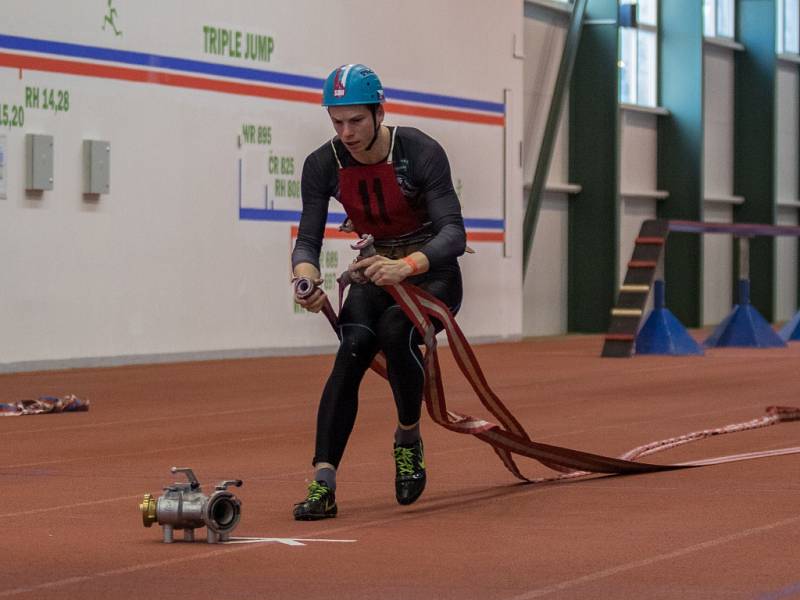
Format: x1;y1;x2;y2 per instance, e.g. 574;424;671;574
628;260;657;269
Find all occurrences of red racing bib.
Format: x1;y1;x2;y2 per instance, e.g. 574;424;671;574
333;128;422;239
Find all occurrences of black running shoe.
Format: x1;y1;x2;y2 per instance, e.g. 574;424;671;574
394;439;426;505
293;481;337;520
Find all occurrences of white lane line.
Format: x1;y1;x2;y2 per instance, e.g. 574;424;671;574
0;466;303;518
0;508;436;597
0;494;146;519
0;399;777;471
0;543;257;598
502;515;800;600
2;434;796;519
0;429;308;470
1;359;776;438
0;402;308;437
1;491;797;597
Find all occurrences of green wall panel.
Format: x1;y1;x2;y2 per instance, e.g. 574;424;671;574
734;0;777;320
657;0;704;327
568;0;618;333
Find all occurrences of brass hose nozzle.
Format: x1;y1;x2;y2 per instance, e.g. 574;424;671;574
139;493;157;528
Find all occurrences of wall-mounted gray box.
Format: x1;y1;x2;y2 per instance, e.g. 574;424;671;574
25;134;54;191
82;140;110;195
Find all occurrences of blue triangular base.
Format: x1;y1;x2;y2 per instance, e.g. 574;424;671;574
704;304;786;348
778;310;800;342
635;308;704;355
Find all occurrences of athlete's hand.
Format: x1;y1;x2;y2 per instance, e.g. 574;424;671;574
293;278;327;313
353;255;413;286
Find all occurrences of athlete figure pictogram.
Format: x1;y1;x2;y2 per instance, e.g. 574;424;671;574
102;0;123;37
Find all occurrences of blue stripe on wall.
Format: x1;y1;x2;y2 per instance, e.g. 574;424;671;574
238;208;504;229
382;88;503;113
463;217;505;229
0;34;504;114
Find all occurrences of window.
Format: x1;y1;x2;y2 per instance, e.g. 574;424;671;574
637;0;657;25
704;0;735;39
618;0;658;107
778;0;800;53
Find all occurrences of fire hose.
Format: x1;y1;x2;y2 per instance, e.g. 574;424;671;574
296;235;800;482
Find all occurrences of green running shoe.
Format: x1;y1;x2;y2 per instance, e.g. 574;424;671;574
393;439;426;505
293;481;337;520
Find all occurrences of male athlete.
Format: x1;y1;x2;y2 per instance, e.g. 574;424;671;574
291;64;467;520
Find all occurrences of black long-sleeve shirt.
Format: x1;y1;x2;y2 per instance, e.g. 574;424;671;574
291;126;466;271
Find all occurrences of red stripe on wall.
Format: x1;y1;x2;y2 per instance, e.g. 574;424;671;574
0;51;321;104
0;51;504;126
290;226;503;243
290;226;357;240
385;102;505;126
466;230;504;242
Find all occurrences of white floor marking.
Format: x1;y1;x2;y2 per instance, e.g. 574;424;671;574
223;537;356;546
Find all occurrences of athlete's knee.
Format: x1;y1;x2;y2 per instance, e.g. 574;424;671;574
338;323;378;361
375;308;414;350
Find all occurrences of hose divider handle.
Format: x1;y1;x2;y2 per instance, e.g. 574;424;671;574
215;479;243;491
292;276;318;300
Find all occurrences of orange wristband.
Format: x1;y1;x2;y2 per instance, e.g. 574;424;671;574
402;256;420;275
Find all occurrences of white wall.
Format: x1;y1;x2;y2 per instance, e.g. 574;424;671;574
523;194;568;335
0;0;525;369
618;107;661;290
775;60;800;322
703;45;736;200
521;1;572;336
702;43;737;325
702;203;735;324
776;62;799;206
619;110;660;198
776;207;799;322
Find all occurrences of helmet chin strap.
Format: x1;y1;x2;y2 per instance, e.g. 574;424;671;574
364;104;380;152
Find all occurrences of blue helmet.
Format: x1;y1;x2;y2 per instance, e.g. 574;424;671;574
322;64;385;107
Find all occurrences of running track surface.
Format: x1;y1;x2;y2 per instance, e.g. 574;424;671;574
1;335;799;600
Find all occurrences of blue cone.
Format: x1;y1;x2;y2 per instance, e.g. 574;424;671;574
703;280;786;348
778;310;800;342
635;280;704;356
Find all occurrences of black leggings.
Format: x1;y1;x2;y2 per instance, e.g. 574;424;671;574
312;266;462;468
